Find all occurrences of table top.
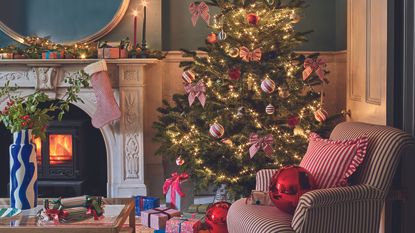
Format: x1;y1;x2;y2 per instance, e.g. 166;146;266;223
0;198;135;233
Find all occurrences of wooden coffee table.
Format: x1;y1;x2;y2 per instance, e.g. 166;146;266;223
0;198;135;233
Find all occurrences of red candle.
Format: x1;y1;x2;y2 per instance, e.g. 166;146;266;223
133;11;138;48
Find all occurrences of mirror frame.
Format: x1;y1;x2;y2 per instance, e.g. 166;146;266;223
0;0;130;45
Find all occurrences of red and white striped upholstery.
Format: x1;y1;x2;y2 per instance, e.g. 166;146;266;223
227;122;414;233
255;169;278;191
300;133;368;188
227;198;294;233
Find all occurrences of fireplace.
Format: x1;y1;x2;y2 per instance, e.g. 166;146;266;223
33;120;86;181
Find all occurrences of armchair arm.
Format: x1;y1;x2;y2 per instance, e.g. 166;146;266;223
292;184;385;233
255;169;278;192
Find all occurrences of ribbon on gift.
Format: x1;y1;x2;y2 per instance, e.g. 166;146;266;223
302;57;326;81
184;81;206;107
248;133;274;158
189;2;210;27
178;218;188;233
44;209;69;223
163;172;190;209
148;208;173;227
239;47;262;62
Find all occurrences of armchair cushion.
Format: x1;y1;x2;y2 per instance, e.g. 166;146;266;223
227;198;294;233
300;133;368;188
292;184;384;233
255;169;278;191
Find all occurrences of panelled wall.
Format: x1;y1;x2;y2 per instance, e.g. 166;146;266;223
347;0;387;125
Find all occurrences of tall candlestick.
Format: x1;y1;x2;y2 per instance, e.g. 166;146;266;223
141;5;147;52
133;11;137;48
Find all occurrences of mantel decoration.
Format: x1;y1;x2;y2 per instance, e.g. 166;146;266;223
0;35;165;60
0;71;90;210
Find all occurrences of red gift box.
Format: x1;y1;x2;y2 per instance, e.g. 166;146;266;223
166;217;201;233
97;48;128;59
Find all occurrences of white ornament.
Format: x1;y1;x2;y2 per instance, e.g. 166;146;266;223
265;104;275;115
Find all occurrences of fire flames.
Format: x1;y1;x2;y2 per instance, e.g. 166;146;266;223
32;134;73;165
49;134;73;165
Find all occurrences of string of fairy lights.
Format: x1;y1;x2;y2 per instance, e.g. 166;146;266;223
165;2;325;184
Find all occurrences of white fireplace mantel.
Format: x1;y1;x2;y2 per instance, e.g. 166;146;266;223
0;58;162;197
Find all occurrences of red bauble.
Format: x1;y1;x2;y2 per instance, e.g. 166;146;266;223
246;13;260;25
228;67;241;80
207;33;218;44
287;115;300;128
269;166;316;214
205;202;231;233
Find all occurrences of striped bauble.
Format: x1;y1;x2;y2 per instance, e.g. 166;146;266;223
265;104;275;114
314;108;328;122
218;31;227;40
182;70;196;84
209;123;225;138
260;78;276;94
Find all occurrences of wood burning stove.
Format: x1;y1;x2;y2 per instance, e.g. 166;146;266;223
33;120;87;196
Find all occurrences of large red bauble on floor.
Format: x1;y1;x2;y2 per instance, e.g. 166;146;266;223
269;165;316;214
205;201;231;233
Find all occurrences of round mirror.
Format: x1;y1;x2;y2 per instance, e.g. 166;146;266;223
0;0;130;45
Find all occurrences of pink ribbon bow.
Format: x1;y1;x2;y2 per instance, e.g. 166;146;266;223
248;133;274;158
163;172;190;209
239;47;262;62
189;2;210;27
184;80;206;107
302;57;326;81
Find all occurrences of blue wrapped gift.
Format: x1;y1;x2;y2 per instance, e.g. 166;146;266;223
134;196;160;216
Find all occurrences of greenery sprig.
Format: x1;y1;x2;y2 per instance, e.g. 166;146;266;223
0;70;90;139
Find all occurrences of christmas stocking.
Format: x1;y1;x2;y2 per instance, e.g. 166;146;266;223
84;60;121;128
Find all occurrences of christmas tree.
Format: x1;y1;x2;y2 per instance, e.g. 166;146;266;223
154;0;342;197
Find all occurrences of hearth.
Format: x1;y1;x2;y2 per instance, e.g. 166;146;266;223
34;120;86;180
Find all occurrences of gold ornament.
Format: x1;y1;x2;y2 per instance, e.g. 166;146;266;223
228;47;240;58
290;13;301;23
278;86;290;98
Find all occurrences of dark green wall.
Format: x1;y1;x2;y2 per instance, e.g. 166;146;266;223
0;0;346;51
162;0;347;51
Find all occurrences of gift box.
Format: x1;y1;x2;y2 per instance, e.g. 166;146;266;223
42;50;64;59
182;212;206;223
135;196;160;216
163;173;193;211
247;190;273;206
141;208;181;230
0;53;13;59
97;48;128;59
166;217;201;233
187;204;211;214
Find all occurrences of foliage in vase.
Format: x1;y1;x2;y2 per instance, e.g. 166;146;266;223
154;0;344;196
0;71;90;139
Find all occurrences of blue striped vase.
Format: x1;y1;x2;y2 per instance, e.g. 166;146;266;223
9;129;38;210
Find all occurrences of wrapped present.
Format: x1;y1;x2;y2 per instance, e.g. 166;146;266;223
182;212;206;223
141;208;181;230
97;40;129;59
166;217;201;233
187;204;211;214
97;48;128;59
246;190;273;206
42;50;64;59
135;196;161;216
163;172;193;211
0;53;13;59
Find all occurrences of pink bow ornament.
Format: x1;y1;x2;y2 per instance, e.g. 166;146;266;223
239;47;262;62
163;172;189;210
184;81;206;107
189;2;210;27
248;133;274;158
302;57;326;81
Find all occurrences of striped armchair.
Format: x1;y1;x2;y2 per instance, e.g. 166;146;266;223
227;122;414;233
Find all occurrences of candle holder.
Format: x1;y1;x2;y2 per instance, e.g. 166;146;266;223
140;42;148;58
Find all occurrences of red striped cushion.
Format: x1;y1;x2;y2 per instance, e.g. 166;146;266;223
299;133;368;189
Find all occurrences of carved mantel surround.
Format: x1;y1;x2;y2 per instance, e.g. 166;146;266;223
0;59;162;197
